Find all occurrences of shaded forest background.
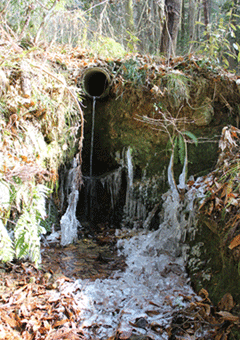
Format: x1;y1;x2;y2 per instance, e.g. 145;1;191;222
1;0;240;70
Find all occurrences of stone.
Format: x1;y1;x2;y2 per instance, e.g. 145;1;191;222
193;97;214;126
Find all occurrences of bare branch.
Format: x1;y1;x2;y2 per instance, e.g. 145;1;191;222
19;4;35;41
34;0;59;44
0;24;22;52
0;0;11;15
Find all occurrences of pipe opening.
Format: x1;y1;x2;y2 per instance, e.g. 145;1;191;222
82;67;110;99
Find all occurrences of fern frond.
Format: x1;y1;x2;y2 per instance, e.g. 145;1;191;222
14;183;48;266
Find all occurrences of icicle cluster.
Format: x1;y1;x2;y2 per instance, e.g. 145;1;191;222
100;167;122;209
60;158;81;246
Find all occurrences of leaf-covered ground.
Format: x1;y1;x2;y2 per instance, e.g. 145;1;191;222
0;221;240;339
0;255;239;339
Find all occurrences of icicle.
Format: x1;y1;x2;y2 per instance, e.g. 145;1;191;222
167;152;179;198
60;157;81;246
126;147;133;188
178;139;188;190
60;189;80;246
100;168;122;209
122;147;148;227
125;147;134;214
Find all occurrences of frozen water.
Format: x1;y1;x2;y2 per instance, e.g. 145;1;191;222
60;189;80;246
122;147;147;226
126;147;133;189
56;180;206;339
56;128;235;338
101;167;122;209
57;220;195;339
57;144;212;337
60;157;81;246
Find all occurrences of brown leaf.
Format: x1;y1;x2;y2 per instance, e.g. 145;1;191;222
0;311;18;328
53;319;69;328
146;310;161;316
22;331;33;340
216;311;239;322
229;234;240;250
218;293;235;311
207;200;214;215
215;197;223;210
198;288;210;300
196;302;211;316
117;330;132;340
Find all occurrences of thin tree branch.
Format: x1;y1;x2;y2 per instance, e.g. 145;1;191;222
19;4;35;41
34;0;59;44
0;0;11;15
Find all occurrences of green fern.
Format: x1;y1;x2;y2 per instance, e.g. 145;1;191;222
14;184;49;266
162;71;191;109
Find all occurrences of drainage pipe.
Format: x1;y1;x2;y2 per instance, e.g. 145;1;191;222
82;67;111;99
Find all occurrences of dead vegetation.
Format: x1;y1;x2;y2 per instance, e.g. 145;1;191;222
197;126;240;258
0;261;239;339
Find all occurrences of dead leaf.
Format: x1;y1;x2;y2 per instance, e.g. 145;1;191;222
0;311;18;328
229;234;240;250
215;197;223;210
207;200;214;215
198;288;210;300
216;311;239;322
218;293;235;311
53;319;69;328
196;302;211;316
22;330;33;340
146;310;161;316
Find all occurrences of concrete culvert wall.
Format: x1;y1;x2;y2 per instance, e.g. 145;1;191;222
82;67;110;98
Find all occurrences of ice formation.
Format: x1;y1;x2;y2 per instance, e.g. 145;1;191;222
100;167;122;209
60;158;81;246
122;147;147;226
56;168;207;339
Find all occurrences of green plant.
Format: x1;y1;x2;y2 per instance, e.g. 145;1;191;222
14;183;49;266
0;182;49;266
168;131;198;190
126;30;139;53
122;59;146;84
161;70;191;109
89;35;126;58
171;131;198;166
194;7;240;69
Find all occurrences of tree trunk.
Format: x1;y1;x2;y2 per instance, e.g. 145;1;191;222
180;0;185;43
202;0;209;28
125;0;135;51
188;0;197;52
160;0;182;57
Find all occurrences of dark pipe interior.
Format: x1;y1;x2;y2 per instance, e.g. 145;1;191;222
83;70;109;98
